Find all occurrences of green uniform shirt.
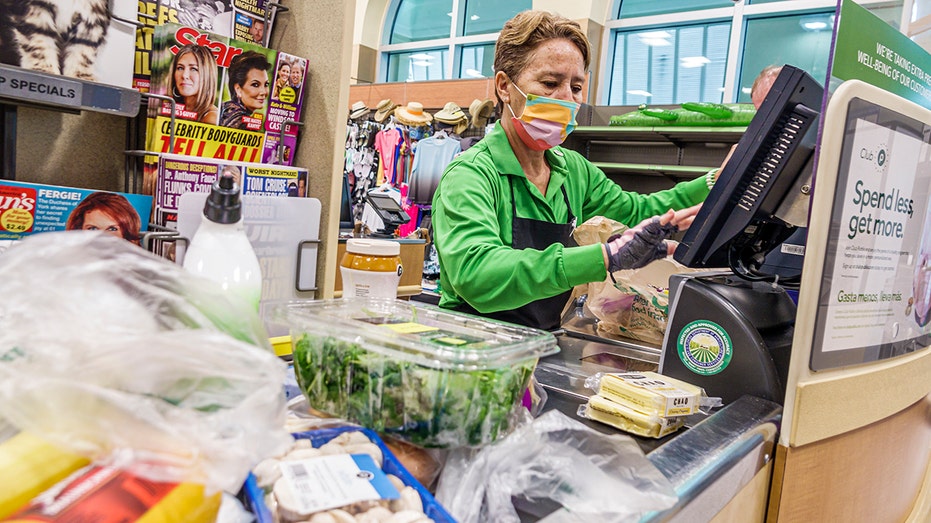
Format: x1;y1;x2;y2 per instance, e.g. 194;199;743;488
432;122;710;314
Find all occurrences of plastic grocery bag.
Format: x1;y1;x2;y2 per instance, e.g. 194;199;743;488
0;232;292;493
434;409;678;523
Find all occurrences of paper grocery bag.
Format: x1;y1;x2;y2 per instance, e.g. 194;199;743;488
588;258;704;345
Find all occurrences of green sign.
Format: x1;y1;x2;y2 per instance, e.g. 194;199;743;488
832;0;931;110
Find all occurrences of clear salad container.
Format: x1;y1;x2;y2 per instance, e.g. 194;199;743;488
274;298;559;448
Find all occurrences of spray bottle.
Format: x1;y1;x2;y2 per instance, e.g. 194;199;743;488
183;174;262;311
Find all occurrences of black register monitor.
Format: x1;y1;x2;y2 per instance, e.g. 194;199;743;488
339;174;354;230
674;65;825;286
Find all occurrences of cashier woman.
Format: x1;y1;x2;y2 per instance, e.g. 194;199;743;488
432;10;710;331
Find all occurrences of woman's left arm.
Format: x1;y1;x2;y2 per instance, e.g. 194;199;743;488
578;156;709;226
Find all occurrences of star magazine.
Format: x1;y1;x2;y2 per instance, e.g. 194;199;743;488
142;22;306;195
134;0;278;92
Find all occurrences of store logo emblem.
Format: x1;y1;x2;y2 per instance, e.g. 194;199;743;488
677;320;732;376
860;143;888;174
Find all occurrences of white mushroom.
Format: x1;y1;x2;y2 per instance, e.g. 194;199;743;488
282;448;324;461
327;508;357;523
384;511;427;523
331;431;372;446
342;442;383;467
306;513;337;523
389;487;423;513
292;438;315;449
356;506;394;523
254;457;282;489
274;477;313;522
386;474;405;492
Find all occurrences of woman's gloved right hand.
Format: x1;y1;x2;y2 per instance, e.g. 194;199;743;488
603;205;700;272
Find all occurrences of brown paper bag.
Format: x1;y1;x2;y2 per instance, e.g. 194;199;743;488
588;258;704;345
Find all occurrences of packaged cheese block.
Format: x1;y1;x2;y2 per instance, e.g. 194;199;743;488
578;394;685;439
0;432;91;519
589;371;703;417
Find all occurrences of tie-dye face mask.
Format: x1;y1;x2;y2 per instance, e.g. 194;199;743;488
506;82;580;151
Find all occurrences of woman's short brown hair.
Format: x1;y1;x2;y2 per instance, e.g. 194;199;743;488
493;10;591;83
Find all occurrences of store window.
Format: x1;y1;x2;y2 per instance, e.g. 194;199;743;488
459;43;495;79
606;0;902;105
463;0;525;36
381;0;530;82
607;22;731;105
737;12;834;103
617;0;733;18
389;0;453;44
385;48;450;82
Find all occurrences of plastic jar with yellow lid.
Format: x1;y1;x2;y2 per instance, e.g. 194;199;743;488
340;238;403;299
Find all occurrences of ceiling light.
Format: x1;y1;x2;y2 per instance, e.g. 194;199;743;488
639;31;672;39
803;21;828;30
409;53;434;60
681;56;710;68
412;60;432;67
446;11;453;17
741;87;752;94
627;90;652;97
470;15;480;21
465;68;484;78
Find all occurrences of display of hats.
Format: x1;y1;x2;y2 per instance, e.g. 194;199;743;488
394;101;433;127
434;102;469;134
469;98;496;129
373;99;398;122
349;101;370;120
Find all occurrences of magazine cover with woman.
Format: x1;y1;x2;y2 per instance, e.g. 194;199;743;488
145;22;306;173
134;0;278;91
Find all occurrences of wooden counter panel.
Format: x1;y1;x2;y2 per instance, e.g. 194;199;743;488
768;394;931;522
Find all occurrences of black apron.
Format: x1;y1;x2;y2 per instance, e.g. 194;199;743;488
455;176;577;331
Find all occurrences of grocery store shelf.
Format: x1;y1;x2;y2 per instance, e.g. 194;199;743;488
570;125;747;144
0;64;140;116
593;162;710;179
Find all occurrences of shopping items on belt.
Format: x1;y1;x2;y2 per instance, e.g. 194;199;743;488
275;298;558;448
244;426;455;523
577;371;721;439
0;232;291;512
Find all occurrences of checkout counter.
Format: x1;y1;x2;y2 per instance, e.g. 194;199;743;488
531;78;931;522
533;301;781;522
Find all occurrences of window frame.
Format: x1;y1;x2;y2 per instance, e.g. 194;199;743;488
380;0;521;82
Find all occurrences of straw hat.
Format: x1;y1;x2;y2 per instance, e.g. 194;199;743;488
373;99;398;122
434;101;468;134
349;100;370;120
394;101;433;127
469;98;496;129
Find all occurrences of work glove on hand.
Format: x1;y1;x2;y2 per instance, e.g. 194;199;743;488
605;212;679;272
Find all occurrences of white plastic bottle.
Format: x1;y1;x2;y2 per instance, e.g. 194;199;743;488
183;174;262;311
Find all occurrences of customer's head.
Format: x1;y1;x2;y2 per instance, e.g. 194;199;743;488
227;50;270;112
493;10;590;107
751;65;783;109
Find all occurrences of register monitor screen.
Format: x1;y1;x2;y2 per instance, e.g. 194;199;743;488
674;65;825;286
340;174;354;230
365;192;411;235
806;80;931;370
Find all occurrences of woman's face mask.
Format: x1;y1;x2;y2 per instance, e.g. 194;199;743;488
506;82;580;151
